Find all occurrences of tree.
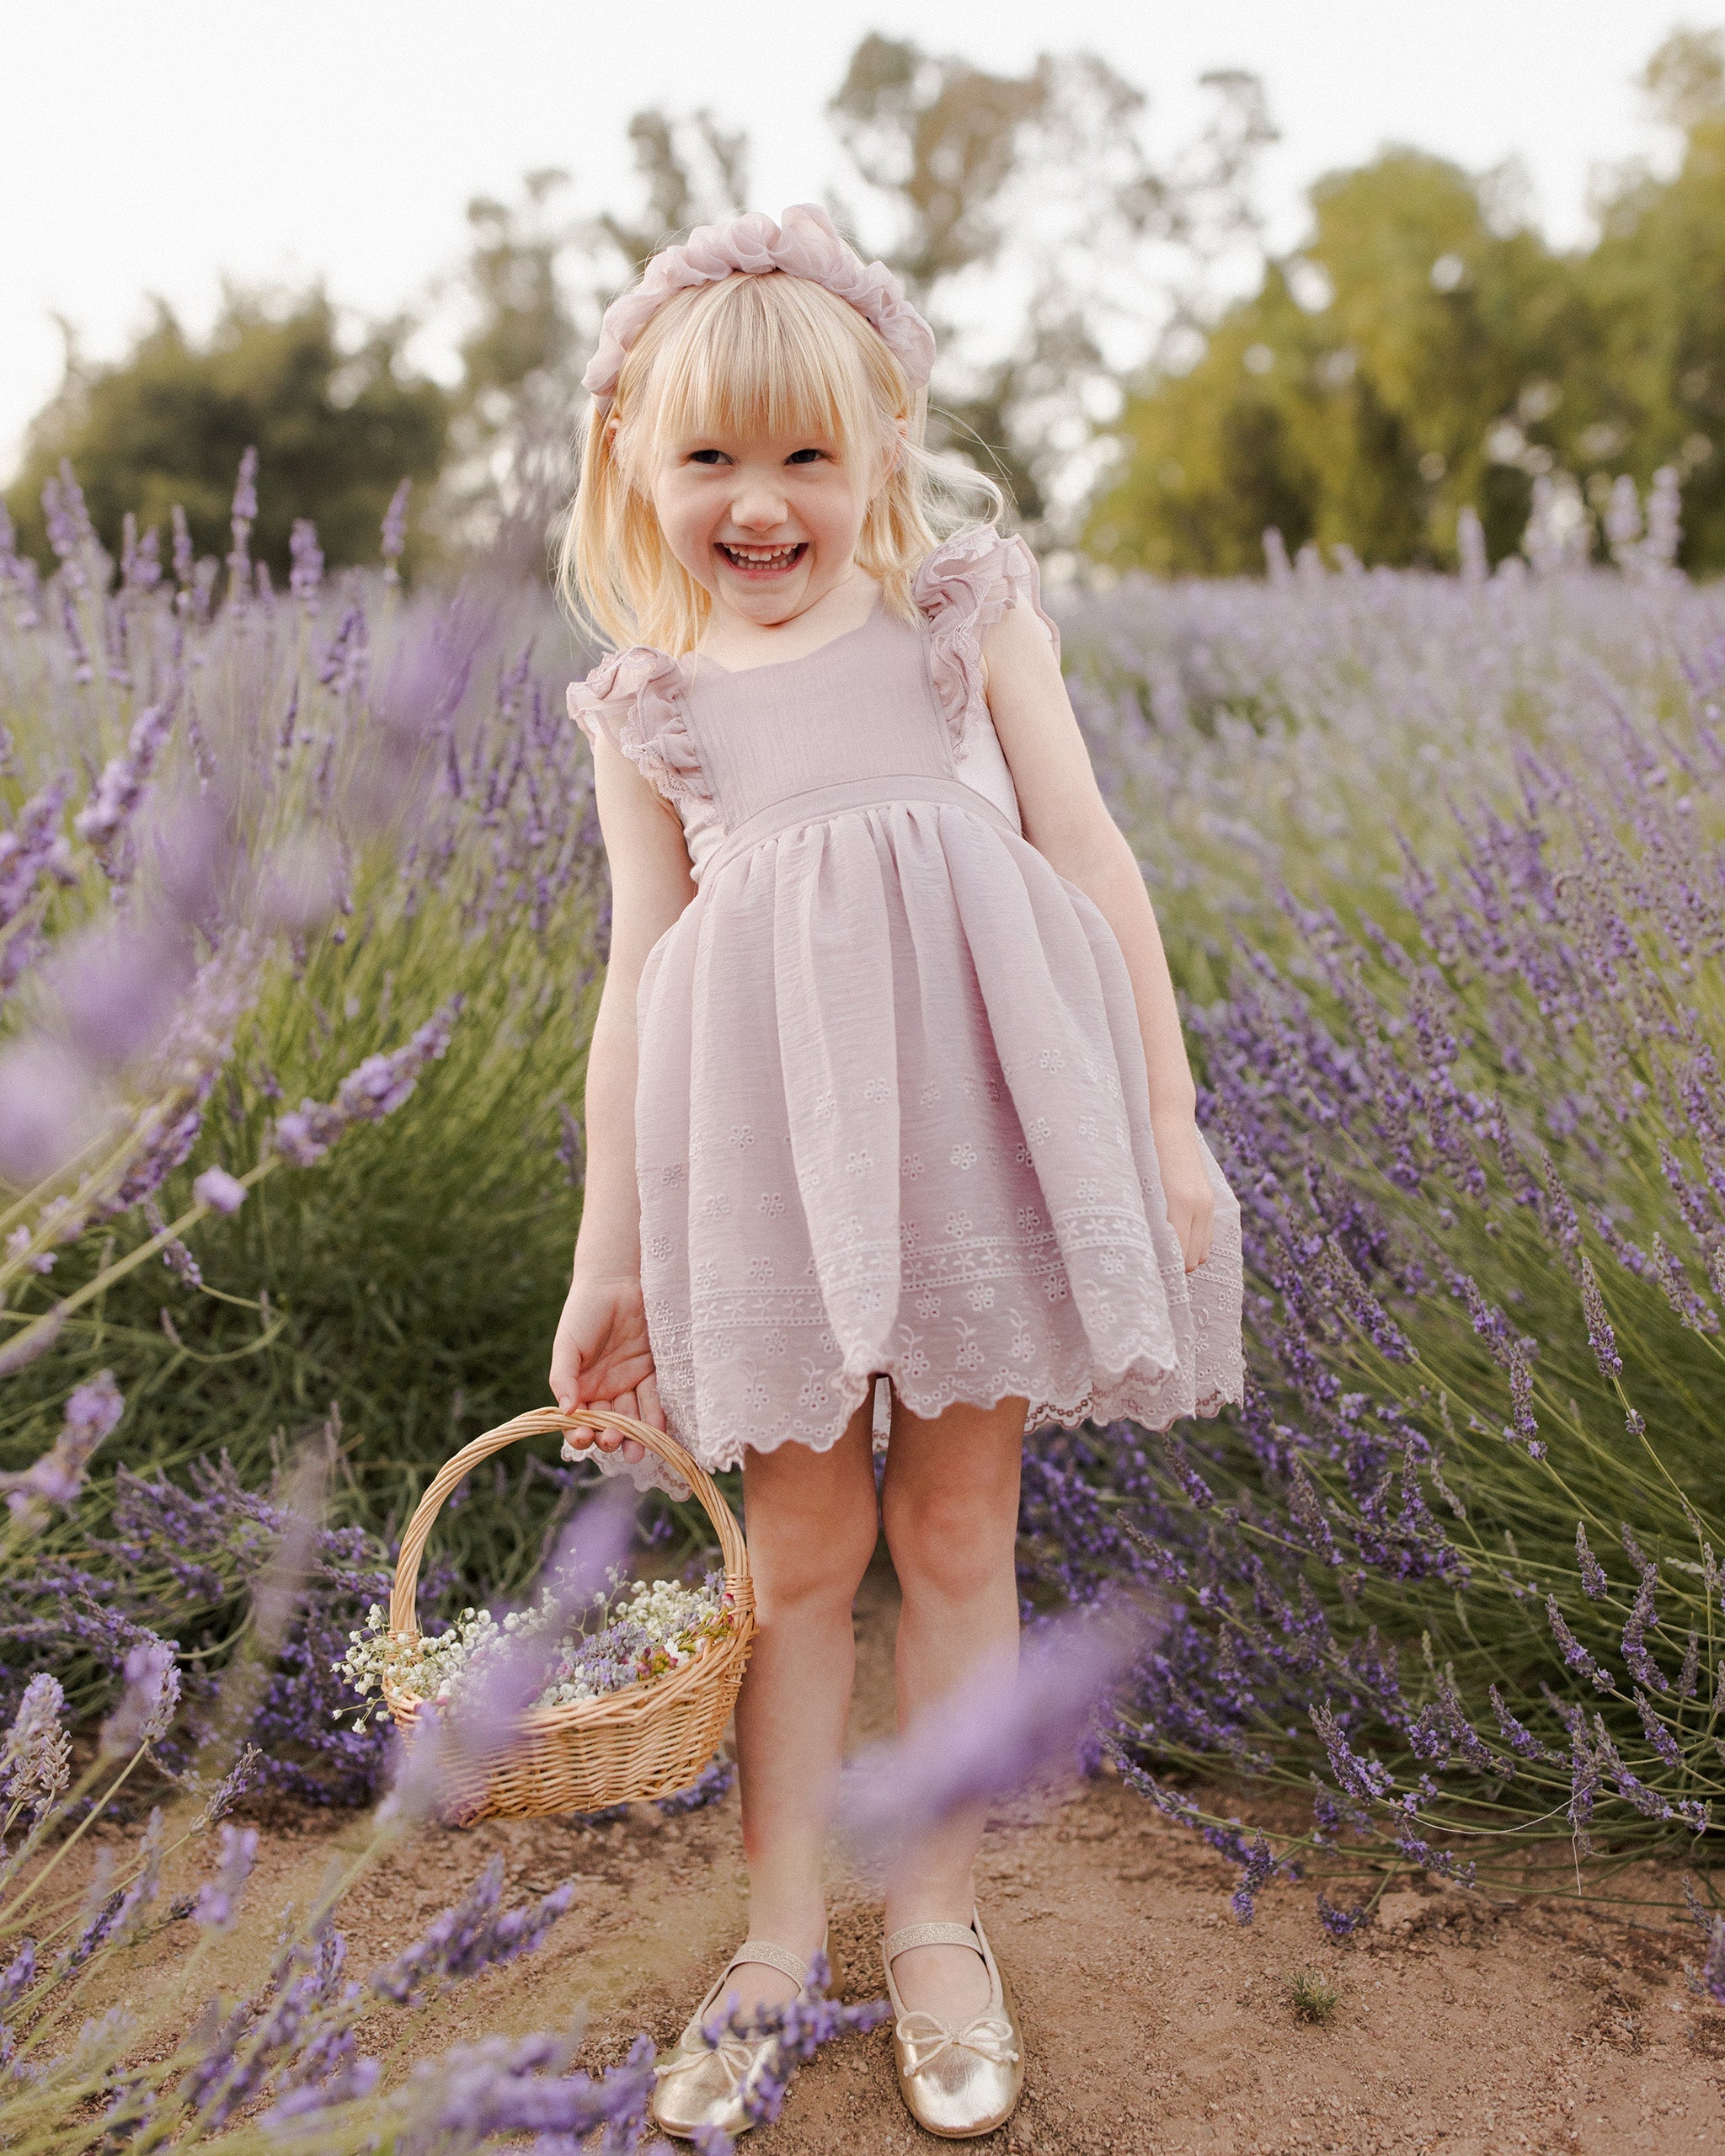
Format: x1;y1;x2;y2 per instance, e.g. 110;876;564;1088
829;37;1274;538
1087;148;1600;574
435;118;750;571
1088;28;1725;578
6;291;449;577
1579;29;1725;569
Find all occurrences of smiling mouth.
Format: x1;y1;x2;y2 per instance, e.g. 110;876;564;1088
717;541;806;574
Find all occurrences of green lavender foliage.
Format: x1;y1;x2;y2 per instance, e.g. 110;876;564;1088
1049;531;1725;1878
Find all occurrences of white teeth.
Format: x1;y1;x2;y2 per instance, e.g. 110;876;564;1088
722;542;800;567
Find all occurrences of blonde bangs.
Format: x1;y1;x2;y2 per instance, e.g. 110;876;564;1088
559;267;1003;659
639;274;892;476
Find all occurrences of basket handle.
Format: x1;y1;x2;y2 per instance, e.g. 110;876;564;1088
387;1406;748;1640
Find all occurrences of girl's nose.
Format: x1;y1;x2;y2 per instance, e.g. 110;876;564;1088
729;481;790;532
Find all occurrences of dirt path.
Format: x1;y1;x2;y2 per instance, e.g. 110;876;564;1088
87;1561;1719;2153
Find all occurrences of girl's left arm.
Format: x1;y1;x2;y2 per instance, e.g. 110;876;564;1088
982;596;1213;1272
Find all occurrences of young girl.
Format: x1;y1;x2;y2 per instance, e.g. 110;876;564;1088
548;204;1243;2142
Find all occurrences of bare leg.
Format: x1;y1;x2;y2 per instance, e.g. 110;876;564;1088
879;1391;1027;2020
724;1391;879;2017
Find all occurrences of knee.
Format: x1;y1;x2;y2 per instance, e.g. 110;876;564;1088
883;1479;1018;1604
748;1499;877;1620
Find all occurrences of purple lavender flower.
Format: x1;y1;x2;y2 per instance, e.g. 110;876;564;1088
371;1858;574;2005
51;921;192;1070
318;604;368;696
1546;1597;1614;1694
1316;1893;1371;1940
726;1968;891;2129
1632;1689;1683;1771
1228;1832;1282;1924
0;1940;36;2018
0;1303;67;1377
3;1673;71;1812
0;1369;124;1518
380;2029;658;2152
170;504;195;591
193;1166;248;1214
1621;1566;1664;1690
1310;1702;1397;1799
0;777;75;933
1698;1919;1725;2005
839;1601;1156;1855
41;464;93;593
192;1823;259;1930
227;447;259;599
191;1743;262;1828
1578;1258;1622;1380
1574;1524;1608;1599
0;1030;115;1186
99;1636;181;1757
273;998;462;1166
74;688;181;873
288;519;324;609
658;1758;735;1816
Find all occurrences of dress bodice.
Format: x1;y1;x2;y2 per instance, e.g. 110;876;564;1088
567;530;1059;885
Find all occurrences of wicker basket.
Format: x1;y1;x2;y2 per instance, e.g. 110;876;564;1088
382;1406;752;1825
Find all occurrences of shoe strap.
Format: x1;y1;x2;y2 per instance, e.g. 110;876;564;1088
724;1938;811;1988
884;1921;983;1964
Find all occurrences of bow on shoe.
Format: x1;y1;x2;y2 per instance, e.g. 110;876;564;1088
656;2016;777;2096
894;2009;1020;2078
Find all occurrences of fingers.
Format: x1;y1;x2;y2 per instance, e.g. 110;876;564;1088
639;1369;667;1434
1178;1190;1215;1273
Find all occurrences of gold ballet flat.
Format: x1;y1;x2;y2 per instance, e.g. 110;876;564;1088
651;1933;840;2142
883;1911;1023;2139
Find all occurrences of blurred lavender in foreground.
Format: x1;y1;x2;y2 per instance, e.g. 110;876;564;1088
382;1480;636;1825
0;1669;862;2156
839;1600;1158;1857
0;1369;123;1518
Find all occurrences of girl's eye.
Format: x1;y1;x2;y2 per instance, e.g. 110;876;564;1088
785;448;828;466
688;449;730;467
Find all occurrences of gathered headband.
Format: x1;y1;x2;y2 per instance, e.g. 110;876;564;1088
582;202;937;414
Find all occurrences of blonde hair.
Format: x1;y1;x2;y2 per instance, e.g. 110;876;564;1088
558;269;1001;656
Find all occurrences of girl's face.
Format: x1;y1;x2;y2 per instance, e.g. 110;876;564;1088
644;423;882;628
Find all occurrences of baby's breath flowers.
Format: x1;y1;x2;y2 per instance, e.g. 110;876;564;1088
334;1570;734;1729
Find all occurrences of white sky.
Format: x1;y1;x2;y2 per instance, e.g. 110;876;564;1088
1;0;1692;485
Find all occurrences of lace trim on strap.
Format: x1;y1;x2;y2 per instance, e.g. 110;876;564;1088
566;648;710;809
912;529;1062;765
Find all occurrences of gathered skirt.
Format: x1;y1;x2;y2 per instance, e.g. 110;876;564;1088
617;793;1244;1484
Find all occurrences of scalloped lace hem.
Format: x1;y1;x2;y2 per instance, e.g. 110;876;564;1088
582;1336;1245;1500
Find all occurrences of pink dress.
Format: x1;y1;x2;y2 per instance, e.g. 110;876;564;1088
568;528;1243;1491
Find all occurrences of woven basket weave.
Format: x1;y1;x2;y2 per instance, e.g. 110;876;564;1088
382;1406;752;1825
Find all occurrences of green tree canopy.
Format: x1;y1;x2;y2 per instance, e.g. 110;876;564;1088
6;291;449;577
1087;149;1597;574
1088;28;1725;576
1579;29;1725;568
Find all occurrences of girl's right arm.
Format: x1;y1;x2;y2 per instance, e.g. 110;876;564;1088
549;734;697;1460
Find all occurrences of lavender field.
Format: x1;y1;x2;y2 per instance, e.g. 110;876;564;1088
2;461;1723;2143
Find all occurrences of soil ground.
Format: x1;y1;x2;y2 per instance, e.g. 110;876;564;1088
73;1560;1722;2154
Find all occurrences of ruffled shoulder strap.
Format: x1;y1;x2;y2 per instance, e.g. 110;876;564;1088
912;529;1061;760
566;647;710;808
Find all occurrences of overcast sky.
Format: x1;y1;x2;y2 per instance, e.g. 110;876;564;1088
1;1;1692;484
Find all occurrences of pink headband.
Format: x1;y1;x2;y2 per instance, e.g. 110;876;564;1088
582;202;937;413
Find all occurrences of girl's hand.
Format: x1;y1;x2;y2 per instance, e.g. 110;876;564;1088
1151;1111;1215;1274
548;1273;663;1465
